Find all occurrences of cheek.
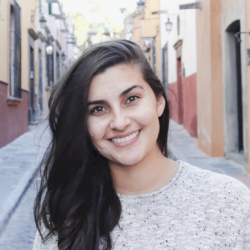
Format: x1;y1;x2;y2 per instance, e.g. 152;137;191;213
87;118;106;144
136;105;159;125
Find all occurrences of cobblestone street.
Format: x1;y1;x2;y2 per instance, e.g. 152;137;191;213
0;177;38;250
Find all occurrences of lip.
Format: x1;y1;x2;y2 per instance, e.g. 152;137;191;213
109;130;141;148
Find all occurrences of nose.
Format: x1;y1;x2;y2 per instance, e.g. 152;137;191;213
109;110;131;131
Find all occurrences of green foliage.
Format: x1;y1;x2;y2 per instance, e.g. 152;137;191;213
70;0;125;48
70;12;88;47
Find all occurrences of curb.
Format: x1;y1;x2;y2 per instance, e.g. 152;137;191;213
0;159;40;237
0;122;49;237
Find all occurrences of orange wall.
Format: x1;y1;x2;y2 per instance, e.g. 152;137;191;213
131;0;161;78
131;16;143;48
221;0;236;10
210;0;224;156
196;0;224;156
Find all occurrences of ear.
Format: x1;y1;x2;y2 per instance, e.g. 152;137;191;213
156;95;165;117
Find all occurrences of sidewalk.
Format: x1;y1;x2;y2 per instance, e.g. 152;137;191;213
0;122;50;237
168;119;250;188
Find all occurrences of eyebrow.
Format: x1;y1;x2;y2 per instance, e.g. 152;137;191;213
87;85;143;106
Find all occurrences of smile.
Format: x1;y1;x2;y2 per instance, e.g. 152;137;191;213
111;131;140;143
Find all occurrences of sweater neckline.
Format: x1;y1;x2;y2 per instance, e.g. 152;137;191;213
117;160;184;200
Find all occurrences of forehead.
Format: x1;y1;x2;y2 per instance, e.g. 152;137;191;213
88;64;149;99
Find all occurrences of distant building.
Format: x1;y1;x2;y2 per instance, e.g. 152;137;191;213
159;0;197;138
120;0;162;79
0;0;76;148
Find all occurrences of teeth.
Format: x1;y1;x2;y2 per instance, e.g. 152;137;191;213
112;131;139;143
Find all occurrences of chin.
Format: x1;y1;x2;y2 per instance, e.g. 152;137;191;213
112;152;145;167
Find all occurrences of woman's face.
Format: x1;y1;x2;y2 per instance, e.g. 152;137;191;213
87;64;165;167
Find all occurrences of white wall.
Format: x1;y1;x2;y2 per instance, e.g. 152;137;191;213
160;0;197;83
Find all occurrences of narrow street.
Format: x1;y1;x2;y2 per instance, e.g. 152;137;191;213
0;177;38;250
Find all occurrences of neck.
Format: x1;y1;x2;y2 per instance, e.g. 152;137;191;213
109;146;178;195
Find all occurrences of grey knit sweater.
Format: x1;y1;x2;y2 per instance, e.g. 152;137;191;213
32;161;250;249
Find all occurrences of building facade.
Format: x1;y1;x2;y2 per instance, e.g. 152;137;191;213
0;0;76;148
121;0;161;79
196;0;250;171
158;0;250;171
160;0;198;137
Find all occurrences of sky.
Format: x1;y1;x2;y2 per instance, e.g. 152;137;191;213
62;0;137;26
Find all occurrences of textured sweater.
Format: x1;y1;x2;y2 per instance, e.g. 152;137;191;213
32;161;250;249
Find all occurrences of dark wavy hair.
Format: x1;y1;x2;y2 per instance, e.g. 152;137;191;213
34;39;169;250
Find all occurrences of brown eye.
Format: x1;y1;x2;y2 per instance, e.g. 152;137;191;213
126;95;139;104
90;106;106;115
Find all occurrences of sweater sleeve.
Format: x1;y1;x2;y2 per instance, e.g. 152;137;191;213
32;227;58;250
32;231;45;250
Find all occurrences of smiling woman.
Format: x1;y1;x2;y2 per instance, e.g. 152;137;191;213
87;64;166;169
33;40;250;250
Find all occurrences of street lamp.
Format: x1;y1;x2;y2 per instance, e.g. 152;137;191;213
39;15;47;29
165;17;173;33
46;41;53;55
151;10;173;34
137;0;145;7
136;0;145;14
31;5;47;28
61;52;66;61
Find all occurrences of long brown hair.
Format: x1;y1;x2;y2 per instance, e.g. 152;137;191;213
34;39;169;250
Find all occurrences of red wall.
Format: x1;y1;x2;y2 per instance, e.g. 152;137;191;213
182;73;197;137
168;73;197;137
168;82;179;123
0;81;28;148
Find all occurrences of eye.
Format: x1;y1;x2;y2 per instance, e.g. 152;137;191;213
126;95;139;104
90;106;107;115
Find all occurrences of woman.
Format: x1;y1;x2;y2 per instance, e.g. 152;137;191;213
33;39;250;250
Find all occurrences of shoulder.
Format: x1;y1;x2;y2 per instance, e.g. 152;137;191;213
179;160;250;205
32;222;58;250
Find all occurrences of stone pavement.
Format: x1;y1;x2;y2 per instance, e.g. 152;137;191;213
0;121;50;238
168;119;250;188
0;177;38;250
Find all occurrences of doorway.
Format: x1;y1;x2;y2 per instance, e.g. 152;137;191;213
162;43;169;93
177;57;183;124
28;45;37;124
38;48;43;118
224;20;244;161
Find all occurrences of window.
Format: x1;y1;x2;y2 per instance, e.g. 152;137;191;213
9;1;21;98
46;42;54;86
152;40;156;73
38;49;43;113
56;52;60;80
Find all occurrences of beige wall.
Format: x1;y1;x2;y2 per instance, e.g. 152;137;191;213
0;0;10;83
196;0;224;156
17;0;37;91
142;0;161;78
131;16;143;48
210;0;224;156
221;0;237;9
0;0;37;91
130;0;161;78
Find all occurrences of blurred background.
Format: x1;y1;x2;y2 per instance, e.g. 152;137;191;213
0;0;250;249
